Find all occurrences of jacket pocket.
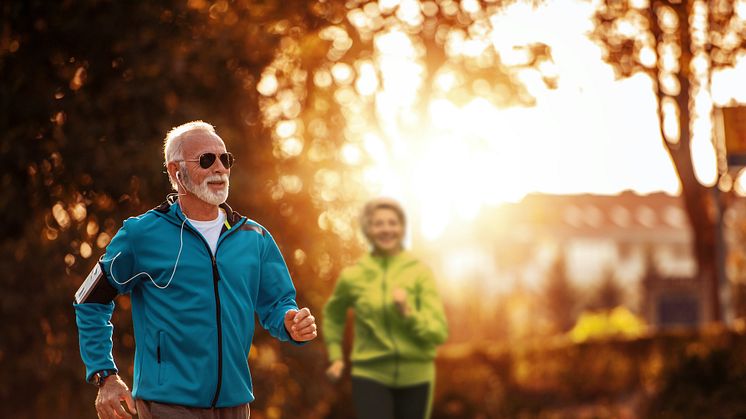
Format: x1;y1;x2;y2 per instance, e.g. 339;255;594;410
157;330;164;385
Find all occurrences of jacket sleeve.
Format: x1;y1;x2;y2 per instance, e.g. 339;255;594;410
73;220;139;381
322;271;352;362
255;230;303;345
404;266;449;345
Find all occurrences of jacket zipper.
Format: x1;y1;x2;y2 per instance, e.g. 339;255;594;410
209;255;223;407
380;258;400;385
157;331;163;385
179;213;246;407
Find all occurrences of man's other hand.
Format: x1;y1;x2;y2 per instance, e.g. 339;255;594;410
284;307;317;342
95;374;136;419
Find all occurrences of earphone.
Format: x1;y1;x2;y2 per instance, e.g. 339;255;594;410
175;170;187;197
105;216;187;290
104;168;195;290
103;166;187;290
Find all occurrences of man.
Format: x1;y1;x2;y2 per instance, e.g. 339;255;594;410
74;121;316;419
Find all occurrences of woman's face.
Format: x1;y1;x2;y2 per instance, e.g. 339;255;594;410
368;208;404;256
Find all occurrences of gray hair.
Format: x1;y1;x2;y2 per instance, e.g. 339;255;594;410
163;120;217;190
360;197;407;241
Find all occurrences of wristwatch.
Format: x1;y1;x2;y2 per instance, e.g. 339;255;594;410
91;369;117;387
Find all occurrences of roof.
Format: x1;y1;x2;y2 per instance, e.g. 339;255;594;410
477;191;692;242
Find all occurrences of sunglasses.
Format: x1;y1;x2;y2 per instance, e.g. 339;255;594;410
181;152;235;169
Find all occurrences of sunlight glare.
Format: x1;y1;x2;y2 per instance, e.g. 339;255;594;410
275;120;297;138
331;63;354;85
428;99;458;129
639;46;657;68
691;134;718;186
375;30;422;108
434;71;458;92
363;133;388;163
661;97;681;143
378;0;402;13
355;61;379;96
396;0;423;27
341;143;363;165
312;0;714;246
279;137;303;158
314;69;333;88
257;73;278;96
738;0;746;19
462;0;481;14
712;58;746;105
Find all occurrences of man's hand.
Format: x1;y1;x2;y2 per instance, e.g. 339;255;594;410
284;307;317;342
95;374;136;419
326;359;345;382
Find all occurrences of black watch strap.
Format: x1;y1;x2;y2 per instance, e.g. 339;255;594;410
91;370;117;387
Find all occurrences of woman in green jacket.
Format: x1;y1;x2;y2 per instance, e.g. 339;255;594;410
323;198;448;419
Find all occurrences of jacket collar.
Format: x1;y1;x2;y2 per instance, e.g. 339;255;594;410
359;250;418;272
154;193;243;225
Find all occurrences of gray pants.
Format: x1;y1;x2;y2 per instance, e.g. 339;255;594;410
135;400;250;419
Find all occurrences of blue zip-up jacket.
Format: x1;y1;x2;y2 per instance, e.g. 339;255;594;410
73;196;302;407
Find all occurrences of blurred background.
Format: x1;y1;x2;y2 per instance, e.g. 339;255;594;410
4;0;746;417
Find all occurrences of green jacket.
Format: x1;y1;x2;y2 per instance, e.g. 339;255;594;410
323;251;448;387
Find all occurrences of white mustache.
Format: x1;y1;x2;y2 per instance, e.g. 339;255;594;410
204;174;229;184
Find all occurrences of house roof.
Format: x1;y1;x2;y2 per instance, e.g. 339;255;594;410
476;191;692;242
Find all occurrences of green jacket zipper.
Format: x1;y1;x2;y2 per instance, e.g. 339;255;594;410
380;258;400;385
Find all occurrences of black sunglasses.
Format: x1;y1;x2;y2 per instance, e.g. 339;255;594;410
181;152;235;169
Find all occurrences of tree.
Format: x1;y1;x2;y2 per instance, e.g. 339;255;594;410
591;0;746;322
1;1;335;417
542;252;579;333
590;266;625;312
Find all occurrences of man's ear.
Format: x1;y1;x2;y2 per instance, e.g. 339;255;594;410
166;162;179;180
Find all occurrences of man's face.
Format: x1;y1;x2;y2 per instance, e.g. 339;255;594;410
367;208;403;255
178;131;230;205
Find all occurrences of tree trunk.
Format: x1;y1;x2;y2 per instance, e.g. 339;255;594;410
655;0;721;322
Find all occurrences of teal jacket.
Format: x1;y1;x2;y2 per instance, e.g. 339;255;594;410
73;196;302;407
323;252;448;387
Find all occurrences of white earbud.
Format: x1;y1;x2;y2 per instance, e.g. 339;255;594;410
175;171;187;196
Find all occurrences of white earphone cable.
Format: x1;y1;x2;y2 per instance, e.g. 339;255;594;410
107;217;187;290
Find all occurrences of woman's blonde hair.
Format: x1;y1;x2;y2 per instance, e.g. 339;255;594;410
360;197;407;240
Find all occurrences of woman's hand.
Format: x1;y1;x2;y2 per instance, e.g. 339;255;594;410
393;288;410;316
326;360;345;382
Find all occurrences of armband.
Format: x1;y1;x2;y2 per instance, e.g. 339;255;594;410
74;262;117;304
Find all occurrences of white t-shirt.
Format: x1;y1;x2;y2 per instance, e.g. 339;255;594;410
188;210;226;255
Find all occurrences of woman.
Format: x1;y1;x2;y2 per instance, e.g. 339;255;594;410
323;197;448;419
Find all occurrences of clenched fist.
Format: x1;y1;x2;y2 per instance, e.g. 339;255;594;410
284;307;317;342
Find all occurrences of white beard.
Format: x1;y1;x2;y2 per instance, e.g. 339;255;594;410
183;173;230;205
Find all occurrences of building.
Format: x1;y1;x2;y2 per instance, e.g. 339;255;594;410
418;191;707;330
